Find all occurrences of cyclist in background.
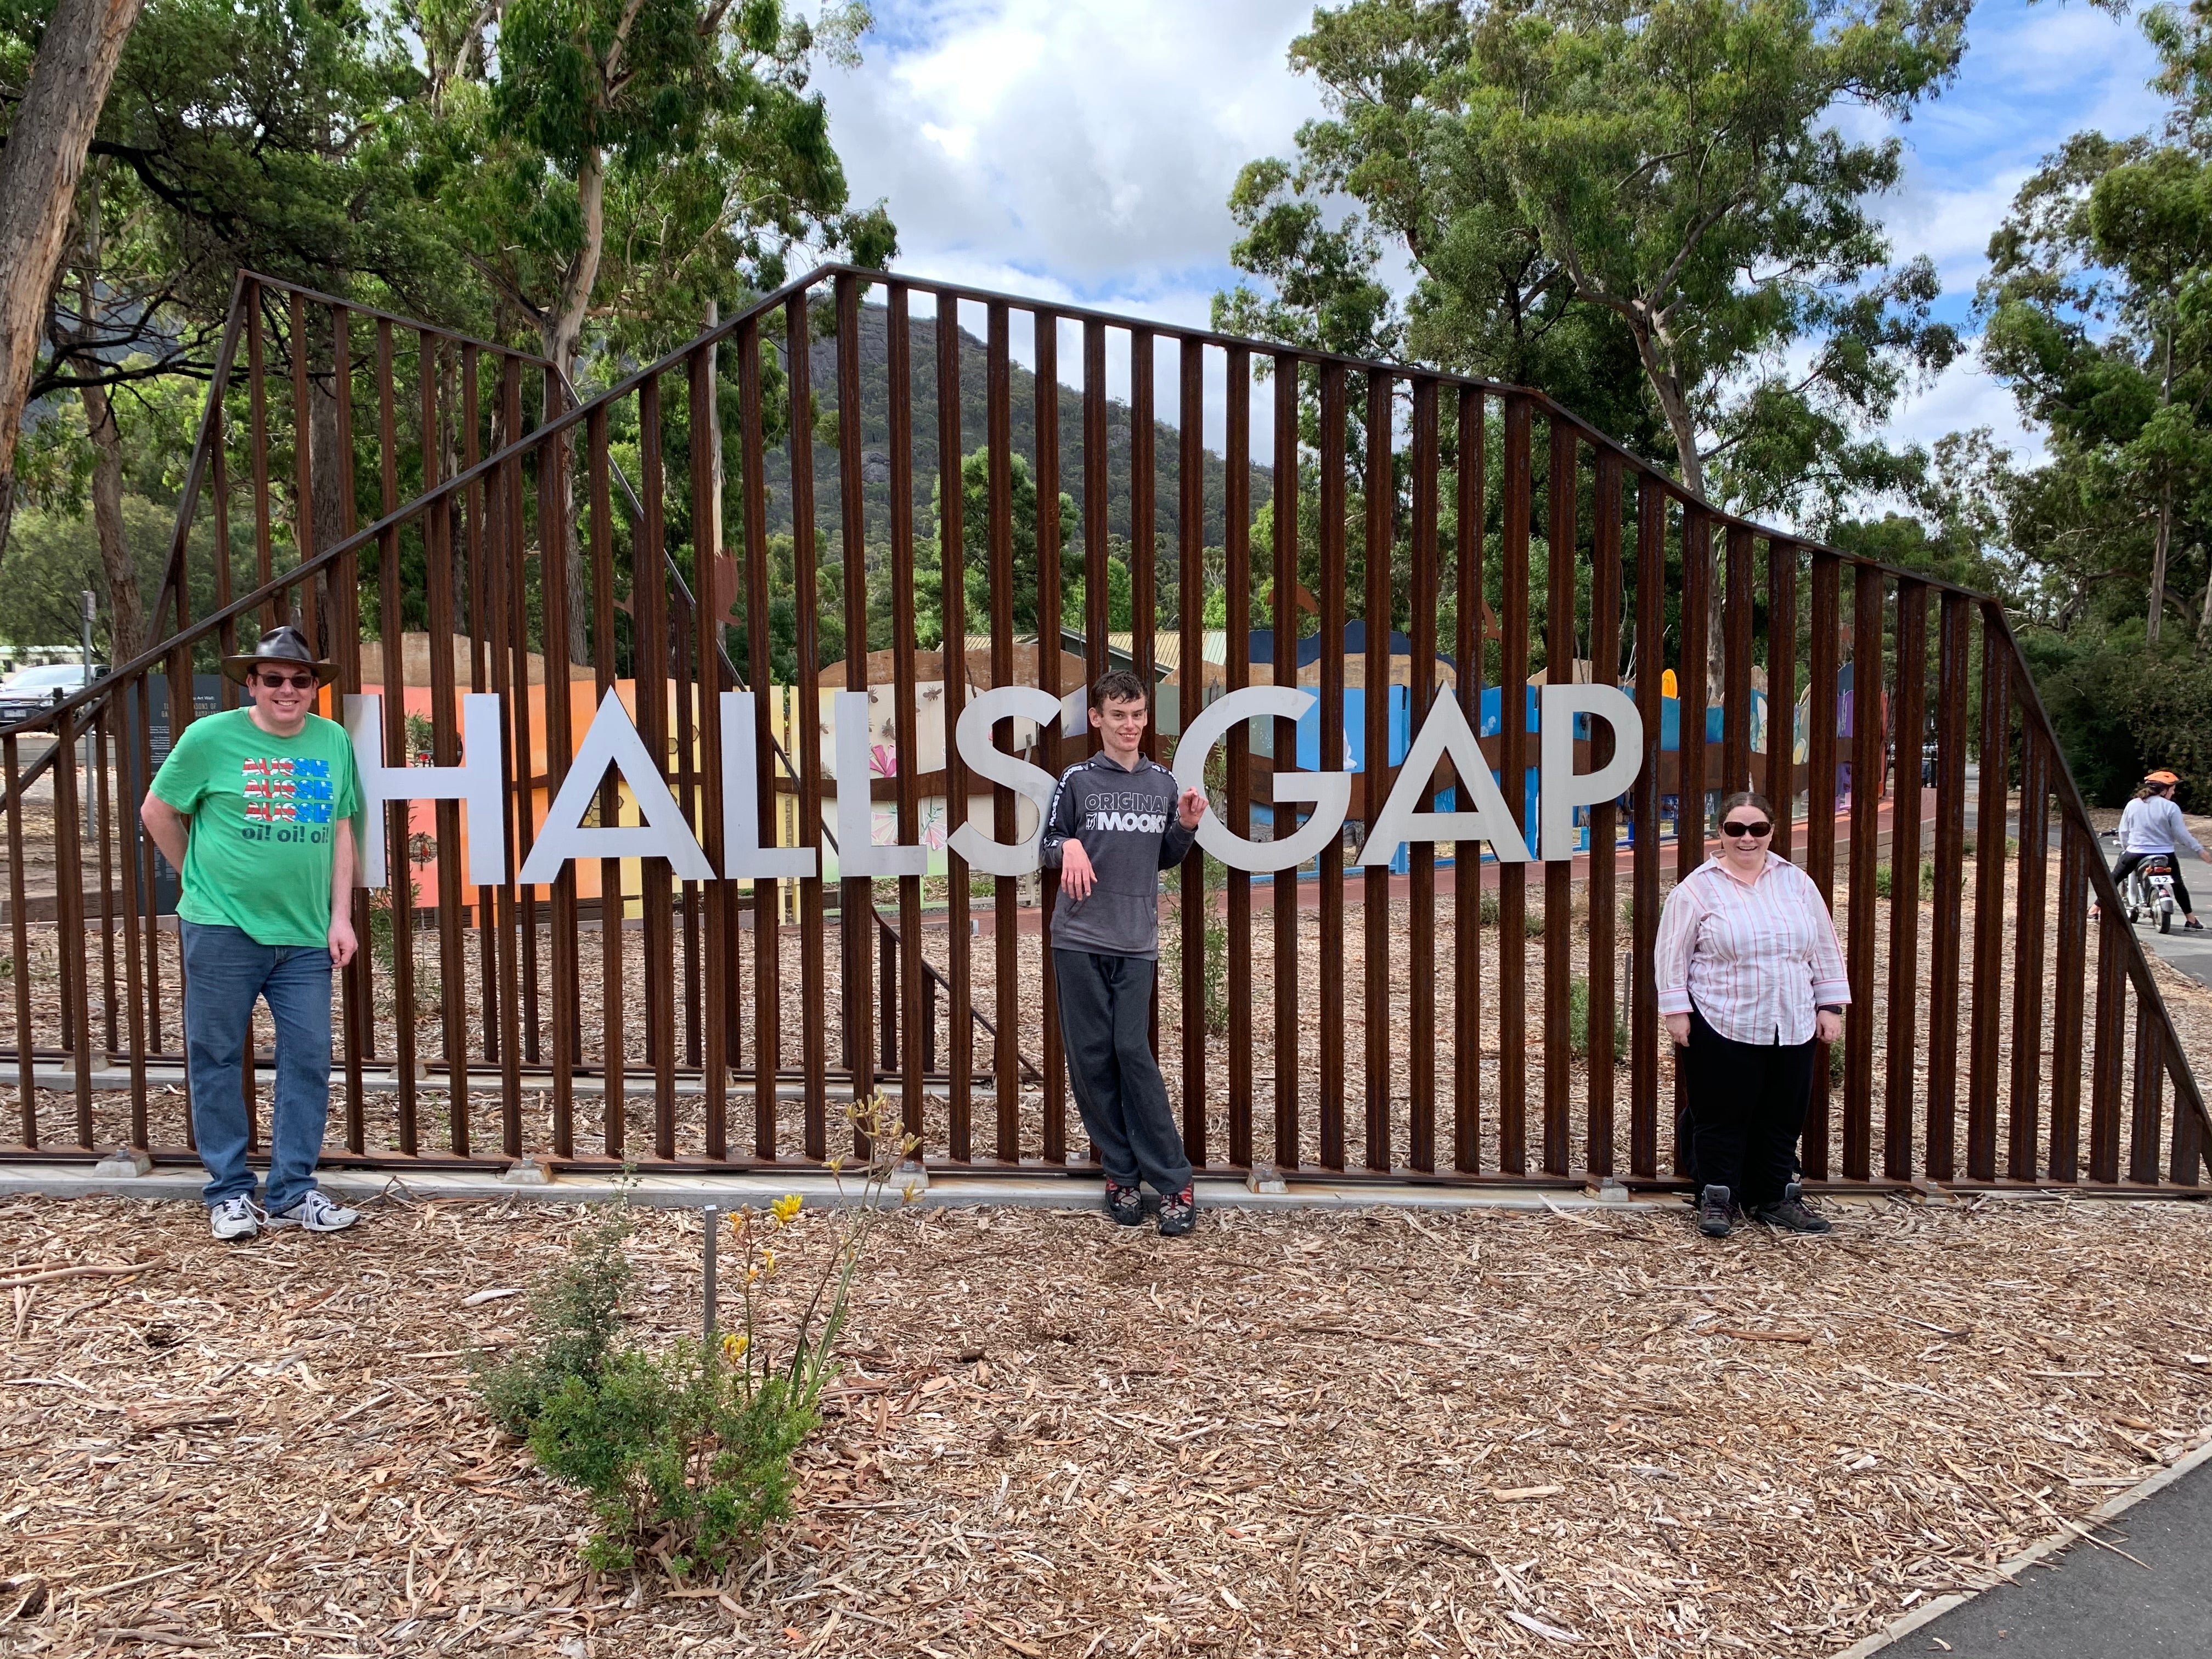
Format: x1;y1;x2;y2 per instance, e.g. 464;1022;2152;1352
2095;771;2210;930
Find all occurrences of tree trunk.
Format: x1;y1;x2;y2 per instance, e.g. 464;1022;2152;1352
2150;473;2171;648
1630;324;1728;698
79;377;144;659
0;0;147;582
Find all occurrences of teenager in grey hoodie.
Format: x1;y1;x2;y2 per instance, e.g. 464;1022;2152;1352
1039;670;1206;1234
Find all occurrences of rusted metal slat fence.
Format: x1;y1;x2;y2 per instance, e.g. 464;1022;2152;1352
1;265;2203;1194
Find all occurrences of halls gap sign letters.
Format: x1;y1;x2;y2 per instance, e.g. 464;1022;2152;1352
342;684;1645;888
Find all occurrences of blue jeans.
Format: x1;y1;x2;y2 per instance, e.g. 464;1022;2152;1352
181;921;334;1212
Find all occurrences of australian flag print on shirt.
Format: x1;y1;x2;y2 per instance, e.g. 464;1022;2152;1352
240;755;336;826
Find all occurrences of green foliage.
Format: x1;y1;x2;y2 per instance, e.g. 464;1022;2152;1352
1217;0;1968;524
527;1342;815;1577
2019;625;2212;805
1566;974;1626;1064
470;1209;634;1435
0;495;167;651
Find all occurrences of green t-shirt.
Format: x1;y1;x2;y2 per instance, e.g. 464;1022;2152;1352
151;708;363;947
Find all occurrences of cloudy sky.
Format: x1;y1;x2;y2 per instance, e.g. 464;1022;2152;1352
815;0;2169;470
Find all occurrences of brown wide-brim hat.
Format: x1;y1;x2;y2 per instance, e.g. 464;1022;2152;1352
221;624;338;688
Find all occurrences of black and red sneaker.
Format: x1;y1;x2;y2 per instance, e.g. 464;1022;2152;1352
1103;1180;1146;1227
1156;1183;1198;1237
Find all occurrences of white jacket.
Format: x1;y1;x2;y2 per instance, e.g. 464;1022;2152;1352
2119;794;2204;856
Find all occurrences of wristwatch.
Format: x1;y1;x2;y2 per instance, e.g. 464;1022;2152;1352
1818;1005;1843;1015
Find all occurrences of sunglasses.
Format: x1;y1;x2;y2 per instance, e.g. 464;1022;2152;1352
253;671;318;691
1720;820;1772;838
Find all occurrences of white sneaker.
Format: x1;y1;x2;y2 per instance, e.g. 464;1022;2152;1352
264;1190;359;1233
209;1196;262;1241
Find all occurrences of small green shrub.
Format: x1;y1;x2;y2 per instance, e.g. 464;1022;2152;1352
471;1210;633;1435
1874;862;1891;899
528;1344;816;1576
1567;974;1628;1063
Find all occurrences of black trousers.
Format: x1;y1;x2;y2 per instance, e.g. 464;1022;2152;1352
1053;950;1193;1194
1679;1008;1816;1206
2112;850;2194;916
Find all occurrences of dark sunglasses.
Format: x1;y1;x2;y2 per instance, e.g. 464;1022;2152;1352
1719;819;1772;838
254;671;318;691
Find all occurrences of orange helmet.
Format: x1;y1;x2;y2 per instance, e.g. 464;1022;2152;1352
2146;770;2182;786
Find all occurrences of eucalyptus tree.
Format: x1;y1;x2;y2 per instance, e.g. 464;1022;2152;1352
1216;0;1969;532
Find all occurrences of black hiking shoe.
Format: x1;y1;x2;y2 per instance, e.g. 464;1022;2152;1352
1104;1180;1146;1227
1697;1184;1734;1239
1156;1184;1198;1238
1752;1182;1832;1235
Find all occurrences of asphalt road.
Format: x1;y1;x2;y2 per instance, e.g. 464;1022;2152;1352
1888;1463;2212;1656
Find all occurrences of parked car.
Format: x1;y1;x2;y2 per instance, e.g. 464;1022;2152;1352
0;662;106;726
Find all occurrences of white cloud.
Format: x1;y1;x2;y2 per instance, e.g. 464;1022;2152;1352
820;0;1325;301
1882;350;2044;467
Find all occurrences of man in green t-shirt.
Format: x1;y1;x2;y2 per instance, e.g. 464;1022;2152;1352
141;627;364;1241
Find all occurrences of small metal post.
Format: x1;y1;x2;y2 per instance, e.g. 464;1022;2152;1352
701;1203;718;1344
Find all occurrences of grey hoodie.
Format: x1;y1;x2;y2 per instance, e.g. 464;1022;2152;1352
1038;752;1195;959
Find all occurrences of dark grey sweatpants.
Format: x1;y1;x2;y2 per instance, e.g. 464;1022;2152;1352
1053;949;1192;1194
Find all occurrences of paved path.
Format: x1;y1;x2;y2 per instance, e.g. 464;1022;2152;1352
1864;883;2212;1656
1875;1455;2212;1656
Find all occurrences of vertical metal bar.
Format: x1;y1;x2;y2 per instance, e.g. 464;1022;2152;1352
985;301;1019;1161
2130;1001;2164;1185
736;319;778;1159
835;274;875;1119
1362;369;1393;1173
1131;330;1156;747
1925;592;1970;1181
1179;337;1208;1166
1273;358;1303;1173
636;376;678;1158
1034;311;1066;1166
95;716;117;1055
587;403;625;1158
333;308;371;1148
1802;550;1841;1179
375;320;416;1152
289;291;320;651
49;711;93;1143
1407;377;1439;1173
789;292;829;1159
1453;387;1485;1175
685;341;727;1158
2049;817;2089;1183
2090;905;2126;1182
1224;343;1261;1163
1630;476;1663;1180
511;363;546;1079
940;293;972;1157
248;294;275;629
481;427;523;1161
112;704;149;1147
1968;607;2010;1182
1721;525;1753;798
1317;362;1348;1170
1587;450;1622;1176
1767;542;1797;863
5;738;31;1144
1677;509;1709;878
539;368;581;1159
465;346;500;1078
1542;417;1575;1176
1884;582;1927;1180
2008;695;2050;1182
1842;563;1882;1181
888;290;927;1159
420;334;470;1154
1497;393;1531;1175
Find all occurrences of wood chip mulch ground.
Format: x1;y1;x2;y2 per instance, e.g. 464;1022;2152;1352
5;1192;2212;1656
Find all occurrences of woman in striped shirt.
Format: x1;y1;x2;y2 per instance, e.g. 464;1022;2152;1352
1654;790;1850;1240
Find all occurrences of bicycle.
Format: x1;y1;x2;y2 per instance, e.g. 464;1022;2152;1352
2102;830;2181;933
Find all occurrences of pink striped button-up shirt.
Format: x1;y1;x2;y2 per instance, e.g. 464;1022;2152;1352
1654;853;1850;1046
